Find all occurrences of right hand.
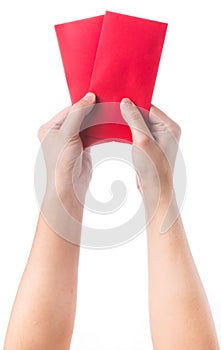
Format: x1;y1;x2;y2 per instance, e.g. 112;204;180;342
120;98;181;205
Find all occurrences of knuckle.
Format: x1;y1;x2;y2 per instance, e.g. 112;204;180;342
173;124;182;139
135;135;152;148
37;124;45;140
168;121;181;139
37;123;53;141
72;100;90;115
176;124;182;136
128;108;141;122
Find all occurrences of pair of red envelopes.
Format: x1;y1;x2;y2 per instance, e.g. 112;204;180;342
55;11;167;148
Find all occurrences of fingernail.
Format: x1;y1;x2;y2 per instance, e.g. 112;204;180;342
83;92;95;103
122;98;134;109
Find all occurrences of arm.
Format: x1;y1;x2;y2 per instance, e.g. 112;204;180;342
4;93;96;350
121;99;219;350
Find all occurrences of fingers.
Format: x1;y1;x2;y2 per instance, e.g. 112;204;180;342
150;105;173;124
38;106;72;142
120;98;154;145
149;105;181;141
38;92;96;143
60;92;96;139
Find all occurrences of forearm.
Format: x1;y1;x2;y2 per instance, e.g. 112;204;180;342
4;209;82;350
145;192;219;350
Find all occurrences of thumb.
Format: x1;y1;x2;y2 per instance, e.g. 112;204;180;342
60;92;96;139
120;98;154;145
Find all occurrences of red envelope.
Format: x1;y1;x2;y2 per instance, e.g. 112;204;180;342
55;12;167;148
55;15;104;103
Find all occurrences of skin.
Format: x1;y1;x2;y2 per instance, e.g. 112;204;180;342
4;93;219;349
121;98;220;350
4;93;95;350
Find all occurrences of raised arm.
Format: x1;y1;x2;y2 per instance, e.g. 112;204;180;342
120;99;219;350
4;93;96;350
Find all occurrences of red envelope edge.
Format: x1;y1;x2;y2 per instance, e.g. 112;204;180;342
55;15;104;103
89;11;168;111
79;103;150;148
80;125;132;148
55;12;167;147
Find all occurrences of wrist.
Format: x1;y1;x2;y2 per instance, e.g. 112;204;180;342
40;191;84;244
143;183;178;217
143;187;180;233
142;175;173;206
42;189;85;224
44;179;87;214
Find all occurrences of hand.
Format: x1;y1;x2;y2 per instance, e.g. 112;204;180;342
120;98;181;206
38;92;96;217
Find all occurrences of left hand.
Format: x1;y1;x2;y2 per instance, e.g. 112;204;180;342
38;92;96;215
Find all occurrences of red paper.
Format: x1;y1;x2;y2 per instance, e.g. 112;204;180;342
55;12;167;147
55;15;104;103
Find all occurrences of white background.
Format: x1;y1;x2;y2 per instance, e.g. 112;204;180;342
0;0;221;348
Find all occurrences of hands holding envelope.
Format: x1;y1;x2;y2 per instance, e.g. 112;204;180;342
4;12;219;350
5;92;219;350
55;11;168;147
38;91;180;211
52;10;173;203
